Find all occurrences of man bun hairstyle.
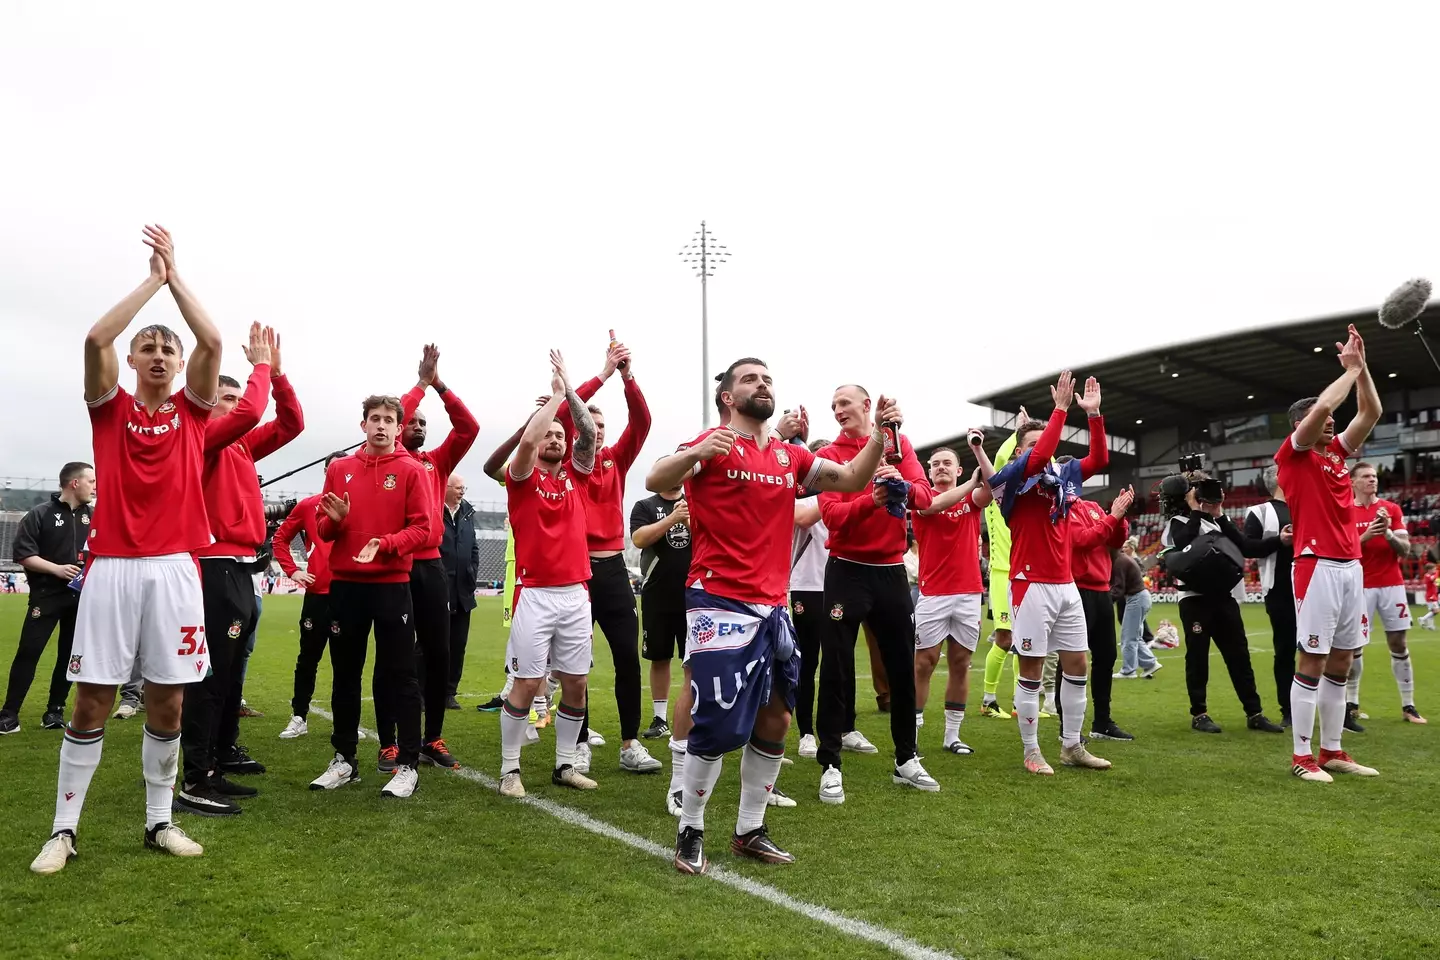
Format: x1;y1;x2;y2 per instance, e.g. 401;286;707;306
362;395;404;420
59;461;93;487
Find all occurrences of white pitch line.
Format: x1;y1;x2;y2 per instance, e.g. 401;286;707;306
310;707;961;960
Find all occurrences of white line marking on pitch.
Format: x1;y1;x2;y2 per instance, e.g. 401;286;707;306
311;707;961;960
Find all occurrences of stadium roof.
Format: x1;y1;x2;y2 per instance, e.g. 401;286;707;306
967;305;1440;432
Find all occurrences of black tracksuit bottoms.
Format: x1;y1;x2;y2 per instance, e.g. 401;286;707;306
331;580;422;767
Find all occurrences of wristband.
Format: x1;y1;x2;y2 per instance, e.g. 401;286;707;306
434;383;448;395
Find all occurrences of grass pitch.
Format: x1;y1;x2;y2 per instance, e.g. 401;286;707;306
0;594;1437;960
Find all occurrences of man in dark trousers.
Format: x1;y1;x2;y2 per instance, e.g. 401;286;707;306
175;324;304;817
0;462;96;735
441;473;480;710
378;344;478;773
630;472;691;742
814;384;939;804
1246;464;1297;726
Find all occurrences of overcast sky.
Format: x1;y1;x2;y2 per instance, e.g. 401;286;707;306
3;3;1437;511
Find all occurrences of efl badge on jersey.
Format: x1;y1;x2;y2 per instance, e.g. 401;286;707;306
1307;634;1320;648
383;474;397;490
158;400;176;414
1021;638;1033;651
68;655;82;675
775;447;790;468
227;620;243;639
793;600;805;616
30;606;41;619
829;603;844;621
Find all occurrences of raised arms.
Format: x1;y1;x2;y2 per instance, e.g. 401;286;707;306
145;226;222;404
84;232;167;402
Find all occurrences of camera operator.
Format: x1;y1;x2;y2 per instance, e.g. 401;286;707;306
1160;468;1283;735
1244;464;1297;727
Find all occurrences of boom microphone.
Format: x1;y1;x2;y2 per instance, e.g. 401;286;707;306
1377;276;1440;375
1378;277;1431;329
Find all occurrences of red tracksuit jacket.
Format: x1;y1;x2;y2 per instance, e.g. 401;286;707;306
400;385;480;561
198;365;305;557
318;449;432;583
1068;498;1129;591
818;430;933;565
272;493;332;595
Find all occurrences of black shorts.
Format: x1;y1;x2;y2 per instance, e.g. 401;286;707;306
641;602;687;661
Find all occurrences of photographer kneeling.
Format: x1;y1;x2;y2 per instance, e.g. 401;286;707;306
1160;469;1284;735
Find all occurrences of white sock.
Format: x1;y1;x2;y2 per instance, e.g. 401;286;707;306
736;741;784;835
1319;673;1347;752
1059;674;1087;749
914;708;924;729
52;725;104;835
668;737;687;794
654;699;668;722
943;704;965;745
534;694;549;720
501;674;515;699
141;725;180;830
1015;677;1041;749
1392;652;1415;707
554;701;585;769
1346;655;1363;705
499;699;529;775
1291;674;1319;756
680;751;723;831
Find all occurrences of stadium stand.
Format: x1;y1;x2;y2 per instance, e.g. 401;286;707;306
920;303;1440;599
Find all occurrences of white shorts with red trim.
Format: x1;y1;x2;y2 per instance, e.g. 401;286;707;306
505;584;592;678
70;554;207;685
1364;584;1412;634
915;592;982;652
1293;558;1367;655
1008;580;1086;658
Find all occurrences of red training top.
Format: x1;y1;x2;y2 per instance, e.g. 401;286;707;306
1425;571;1438;603
198;366;305;558
817;431;933;565
400;385;480;561
912;489;984;595
1068;497;1128;592
318;449;432;583
1274;434;1359;563
1353;499;1406;589
86;382;214;558
506;460;593;588
557;375;652;553
272;493;332;595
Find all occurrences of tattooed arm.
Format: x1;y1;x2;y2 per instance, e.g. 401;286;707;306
567;387;597;474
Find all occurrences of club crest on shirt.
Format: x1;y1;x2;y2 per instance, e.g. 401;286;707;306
603;459;613;469
793;600;804;616
424;461;435;471
80;514;90;525
68;654;82;675
1307;634;1320;648
227;620;243;639
830;603;844;621
30;606;42;619
158;400;175;414
383;474;397;490
775;447;790;468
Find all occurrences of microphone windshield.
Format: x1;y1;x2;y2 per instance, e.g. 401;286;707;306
1379;278;1432;330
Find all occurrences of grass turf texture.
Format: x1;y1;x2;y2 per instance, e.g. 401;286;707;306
0;593;1437;960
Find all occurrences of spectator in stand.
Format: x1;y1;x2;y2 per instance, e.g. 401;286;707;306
1245;464;1297;727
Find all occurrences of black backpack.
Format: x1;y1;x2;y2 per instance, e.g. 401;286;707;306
1162;530;1245;595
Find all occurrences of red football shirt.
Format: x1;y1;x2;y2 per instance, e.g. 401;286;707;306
506;461;592;588
1353;499;1406;588
1425;572;1438;603
681;430;821;606
1275;434;1359;561
912;490;983;595
86;383;213;558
